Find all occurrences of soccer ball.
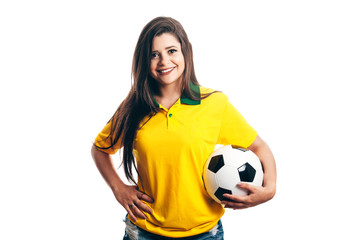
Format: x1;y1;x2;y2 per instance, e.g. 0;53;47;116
203;145;264;204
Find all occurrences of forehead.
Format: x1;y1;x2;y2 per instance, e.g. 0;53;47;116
152;33;181;51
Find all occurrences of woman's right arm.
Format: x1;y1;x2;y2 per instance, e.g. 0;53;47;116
91;145;153;221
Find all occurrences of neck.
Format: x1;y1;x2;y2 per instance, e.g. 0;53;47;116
155;81;182;109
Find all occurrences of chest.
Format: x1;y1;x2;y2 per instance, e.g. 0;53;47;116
135;104;222;151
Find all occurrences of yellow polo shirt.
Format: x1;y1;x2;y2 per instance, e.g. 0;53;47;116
95;86;257;238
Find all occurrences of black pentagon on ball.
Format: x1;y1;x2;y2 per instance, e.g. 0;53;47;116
208;155;224;173
238;162;256;182
214;187;232;201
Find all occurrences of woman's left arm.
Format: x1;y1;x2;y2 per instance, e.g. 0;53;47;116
222;135;277;209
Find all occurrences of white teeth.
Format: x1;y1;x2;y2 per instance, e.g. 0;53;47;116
160;67;175;73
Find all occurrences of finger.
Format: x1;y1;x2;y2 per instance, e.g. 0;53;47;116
223;193;248;203
134;199;153;215
131;203;147;219
138;192;154;203
126;205;137;222
221;200;249;209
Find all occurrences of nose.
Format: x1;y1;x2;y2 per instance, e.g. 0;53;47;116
158;54;170;66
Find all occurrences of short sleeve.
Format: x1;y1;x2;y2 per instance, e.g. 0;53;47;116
217;99;257;148
94;121;122;155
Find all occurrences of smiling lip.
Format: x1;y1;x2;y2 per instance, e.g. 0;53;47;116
157;67;176;75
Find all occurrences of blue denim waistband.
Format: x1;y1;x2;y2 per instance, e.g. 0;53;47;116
123;216;224;240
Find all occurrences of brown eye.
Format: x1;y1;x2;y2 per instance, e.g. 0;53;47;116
151;52;160;58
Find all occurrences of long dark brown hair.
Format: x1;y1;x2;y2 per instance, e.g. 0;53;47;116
95;17;212;184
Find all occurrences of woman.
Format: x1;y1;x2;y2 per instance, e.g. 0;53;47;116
91;16;276;239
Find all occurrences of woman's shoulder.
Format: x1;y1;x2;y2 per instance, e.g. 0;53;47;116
200;86;229;102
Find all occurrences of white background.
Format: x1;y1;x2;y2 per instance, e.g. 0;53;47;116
1;0;359;239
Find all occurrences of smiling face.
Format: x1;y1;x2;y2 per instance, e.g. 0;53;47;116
150;33;185;89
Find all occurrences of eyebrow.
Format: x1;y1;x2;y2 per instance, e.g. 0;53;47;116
152;45;179;52
165;45;178;49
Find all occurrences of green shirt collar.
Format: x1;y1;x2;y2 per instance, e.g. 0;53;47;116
152;82;200;107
